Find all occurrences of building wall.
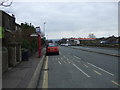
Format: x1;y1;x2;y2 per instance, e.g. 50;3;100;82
1;10;22;73
0;11;2;27
1;10;15;31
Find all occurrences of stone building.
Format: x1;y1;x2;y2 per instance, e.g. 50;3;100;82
0;10;22;73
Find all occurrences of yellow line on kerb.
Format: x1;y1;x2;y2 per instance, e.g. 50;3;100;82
42;56;48;88
93;70;102;75
111;80;120;86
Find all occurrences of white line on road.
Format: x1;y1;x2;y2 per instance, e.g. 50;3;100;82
83;64;88;68
58;61;61;64
87;62;114;76
63;56;66;58
42;56;48;88
93;70;102;75
67;60;71;64
72;63;90;77
77;61;81;63
74;56;81;60
64;61;66;64
67;59;69;61
111;80;120;86
59;52;62;55
61;58;63;60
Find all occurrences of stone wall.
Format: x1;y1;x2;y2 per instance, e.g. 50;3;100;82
2;47;8;73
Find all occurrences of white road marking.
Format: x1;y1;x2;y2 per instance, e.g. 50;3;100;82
64;61;66;64
42;56;48;88
63;56;66;58
67;61;71;64
77;61;81;63
61;58;63;60
58;61;61;64
72;63;90;77
87;62;114;76
83;64;88;68
93;70;102;75
111;80;120;86
59;52;62;55
67;59;69;61
74;56;81;60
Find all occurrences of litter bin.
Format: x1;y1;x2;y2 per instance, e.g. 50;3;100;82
22;49;29;61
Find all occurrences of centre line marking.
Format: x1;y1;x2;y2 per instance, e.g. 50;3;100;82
93;70;102;75
74;56;81;60
67;61;71;64
64;61;66;63
111;80;120;86
87;62;114;76
72;63;90;77
83;64;88;68
58;61;61;64
77;61;81;63
67;59;69;61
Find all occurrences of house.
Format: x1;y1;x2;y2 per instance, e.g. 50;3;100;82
69;38;97;45
0;10;22;73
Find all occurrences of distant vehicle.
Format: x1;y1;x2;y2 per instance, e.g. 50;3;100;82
60;43;71;46
46;44;59;55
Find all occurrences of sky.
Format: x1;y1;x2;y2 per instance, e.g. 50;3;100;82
0;0;118;39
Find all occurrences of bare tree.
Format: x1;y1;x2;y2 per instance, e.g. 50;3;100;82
0;0;12;7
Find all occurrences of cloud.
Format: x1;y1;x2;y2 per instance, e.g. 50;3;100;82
1;2;118;39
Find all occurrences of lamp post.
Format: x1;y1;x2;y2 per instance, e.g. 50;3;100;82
44;22;46;36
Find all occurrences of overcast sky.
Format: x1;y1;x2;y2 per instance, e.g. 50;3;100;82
0;1;118;39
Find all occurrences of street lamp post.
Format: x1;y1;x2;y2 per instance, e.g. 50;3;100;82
44;22;46;36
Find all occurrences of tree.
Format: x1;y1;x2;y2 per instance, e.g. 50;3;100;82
0;0;12;7
88;33;96;38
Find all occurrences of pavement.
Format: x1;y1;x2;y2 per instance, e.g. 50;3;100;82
2;48;46;88
68;46;120;57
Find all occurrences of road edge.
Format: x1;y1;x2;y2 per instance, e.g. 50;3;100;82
67;46;120;57
27;55;46;88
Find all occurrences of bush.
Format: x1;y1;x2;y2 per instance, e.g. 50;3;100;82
21;39;30;49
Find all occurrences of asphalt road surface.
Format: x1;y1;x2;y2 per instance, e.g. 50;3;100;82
70;46;118;56
38;46;119;88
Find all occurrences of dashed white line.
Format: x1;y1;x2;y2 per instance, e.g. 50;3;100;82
67;61;71;64
83;64;88;68
74;56;81;60
77;61;81;63
72;63;90;77
93;70;102;75
64;61;66;64
63;56;66;58
111;80;120;86
67;59;69;61
87;62;114;76
59;52;62;55
58;61;61;64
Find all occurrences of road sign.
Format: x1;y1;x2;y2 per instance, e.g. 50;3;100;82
36;27;41;33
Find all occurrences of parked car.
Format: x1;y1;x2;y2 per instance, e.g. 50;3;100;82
46;44;59;55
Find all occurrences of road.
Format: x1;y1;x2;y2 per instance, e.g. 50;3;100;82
37;46;119;88
70;46;118;56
